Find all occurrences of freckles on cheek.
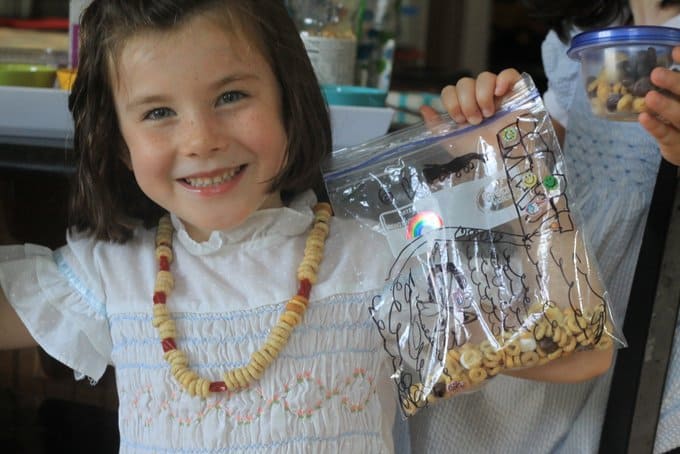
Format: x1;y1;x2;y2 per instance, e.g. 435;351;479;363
128;147;165;183
129;135;165;162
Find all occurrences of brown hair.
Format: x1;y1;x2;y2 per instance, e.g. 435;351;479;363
522;0;680;43
68;0;331;242
521;0;630;43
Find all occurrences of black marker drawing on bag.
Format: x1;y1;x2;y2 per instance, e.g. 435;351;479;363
422;152;486;184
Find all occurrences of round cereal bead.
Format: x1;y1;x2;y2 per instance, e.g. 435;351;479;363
459;348;483;370
468;367;488;384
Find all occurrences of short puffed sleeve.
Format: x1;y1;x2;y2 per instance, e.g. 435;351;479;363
0;236;112;382
541;29;580;127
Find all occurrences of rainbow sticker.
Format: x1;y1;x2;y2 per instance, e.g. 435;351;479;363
406;211;444;239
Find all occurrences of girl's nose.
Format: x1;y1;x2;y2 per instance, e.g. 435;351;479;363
182;112;225;157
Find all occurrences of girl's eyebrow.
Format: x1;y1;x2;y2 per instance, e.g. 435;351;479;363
126;94;170;110
209;73;258;89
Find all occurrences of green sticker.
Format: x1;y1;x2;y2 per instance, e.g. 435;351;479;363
543;175;558;189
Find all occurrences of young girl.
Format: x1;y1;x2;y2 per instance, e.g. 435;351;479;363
410;1;680;453
0;0;612;452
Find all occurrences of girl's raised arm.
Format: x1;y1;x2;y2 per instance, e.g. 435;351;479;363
0;288;36;350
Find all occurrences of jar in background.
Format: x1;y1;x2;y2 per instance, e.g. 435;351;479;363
288;0;359;86
355;0;397;90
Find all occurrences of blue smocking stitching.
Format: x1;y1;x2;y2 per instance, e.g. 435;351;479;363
114;347;378;371
111;320;374;353
53;250;107;318
108;292;371;325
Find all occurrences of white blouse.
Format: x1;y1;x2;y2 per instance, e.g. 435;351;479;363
0;191;399;453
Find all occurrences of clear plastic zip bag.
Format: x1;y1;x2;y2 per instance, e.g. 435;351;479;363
321;74;625;417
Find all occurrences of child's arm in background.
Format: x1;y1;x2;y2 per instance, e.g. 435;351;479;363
0;288;37;350
503;348;613;383
640;45;680;166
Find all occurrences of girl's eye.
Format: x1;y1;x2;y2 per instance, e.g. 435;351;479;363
143;107;175;121
217;91;246;106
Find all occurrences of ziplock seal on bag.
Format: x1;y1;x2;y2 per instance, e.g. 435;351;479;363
322;73;625;417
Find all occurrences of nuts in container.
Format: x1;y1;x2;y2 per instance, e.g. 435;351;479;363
567;26;680;121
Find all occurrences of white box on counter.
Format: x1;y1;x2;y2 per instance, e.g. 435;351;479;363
0;86;73;144
329;105;394;149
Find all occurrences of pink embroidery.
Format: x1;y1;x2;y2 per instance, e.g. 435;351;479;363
119;369;378;428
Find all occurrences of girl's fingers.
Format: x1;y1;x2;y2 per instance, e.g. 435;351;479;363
454;77;484;125
639;111;680;166
475;71;499;118
645;89;680;130
639;111;671;142
650;66;680;96
419;105;440;126
439;69;522;126
494;68;523;96
641;51;680;166
440;84;465;124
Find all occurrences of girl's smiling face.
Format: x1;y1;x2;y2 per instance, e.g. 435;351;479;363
112;14;287;241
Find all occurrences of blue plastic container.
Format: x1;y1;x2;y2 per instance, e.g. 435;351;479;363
567;25;680;121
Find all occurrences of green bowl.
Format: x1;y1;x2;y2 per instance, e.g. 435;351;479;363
0;63;57;88
322;84;387;107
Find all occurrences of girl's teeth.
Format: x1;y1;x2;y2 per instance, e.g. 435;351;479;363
185;168;238;187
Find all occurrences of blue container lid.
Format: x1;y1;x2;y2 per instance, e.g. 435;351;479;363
321;84;387;107
567;25;680;59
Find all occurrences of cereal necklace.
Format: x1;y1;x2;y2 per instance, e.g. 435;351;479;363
152;203;332;398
